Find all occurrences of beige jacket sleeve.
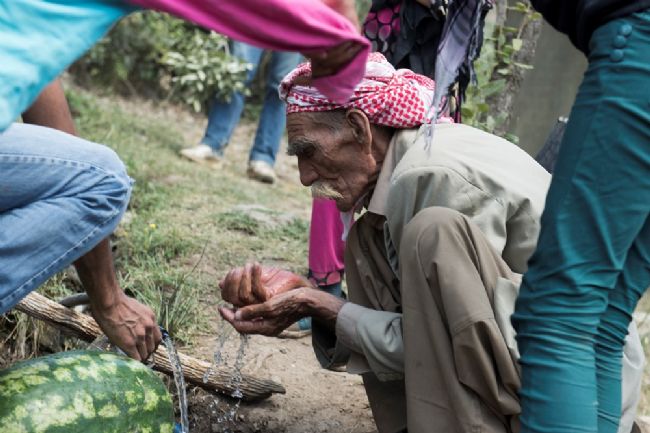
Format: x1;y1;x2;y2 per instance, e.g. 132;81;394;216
337;303;405;379
312;302;405;380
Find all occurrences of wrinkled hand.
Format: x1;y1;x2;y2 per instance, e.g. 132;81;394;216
91;293;162;361
219;263;310;307
218;289;308;336
304;41;364;79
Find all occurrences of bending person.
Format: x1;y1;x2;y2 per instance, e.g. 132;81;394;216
217;54;644;433
1;79;161;361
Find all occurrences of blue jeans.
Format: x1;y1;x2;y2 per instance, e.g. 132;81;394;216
201;41;301;166
513;10;650;433
0;123;132;313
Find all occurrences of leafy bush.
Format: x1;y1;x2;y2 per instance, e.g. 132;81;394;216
72;11;250;112
462;1;541;141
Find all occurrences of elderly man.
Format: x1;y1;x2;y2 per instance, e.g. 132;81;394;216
218;54;644;433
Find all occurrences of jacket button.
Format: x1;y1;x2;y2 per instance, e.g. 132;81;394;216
610;49;624;62
613;35;627;48
619;24;633;36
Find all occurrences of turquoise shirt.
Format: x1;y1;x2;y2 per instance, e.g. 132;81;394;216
0;0;137;131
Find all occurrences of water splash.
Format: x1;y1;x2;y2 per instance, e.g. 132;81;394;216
228;334;249;399
161;329;190;433
207;328;249;433
203;325;233;383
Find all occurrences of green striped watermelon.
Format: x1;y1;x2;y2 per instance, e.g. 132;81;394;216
0;350;175;433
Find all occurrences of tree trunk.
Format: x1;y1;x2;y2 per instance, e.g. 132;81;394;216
487;0;542;137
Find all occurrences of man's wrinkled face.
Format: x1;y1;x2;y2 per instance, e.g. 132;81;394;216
286;112;376;212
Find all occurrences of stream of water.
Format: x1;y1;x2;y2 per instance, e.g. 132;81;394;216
203;325;233;384
161;332;190;433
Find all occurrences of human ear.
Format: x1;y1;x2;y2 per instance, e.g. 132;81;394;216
345;109;372;154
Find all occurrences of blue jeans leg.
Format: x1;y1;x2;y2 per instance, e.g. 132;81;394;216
248;51;302;165
0;123;132;313
512;10;650;433
201;41;264;154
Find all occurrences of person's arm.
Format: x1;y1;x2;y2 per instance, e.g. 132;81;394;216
21;79;76;135
335;303;404;375
74;240;162;361
1;0;367;133
218;265;406;377
22;79;162;361
219;285;344;333
220;286;406;377
127;0;370;103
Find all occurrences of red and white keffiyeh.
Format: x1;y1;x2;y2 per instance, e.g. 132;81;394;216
279;52;450;128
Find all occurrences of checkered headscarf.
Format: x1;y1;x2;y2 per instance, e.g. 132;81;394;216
279;52;445;128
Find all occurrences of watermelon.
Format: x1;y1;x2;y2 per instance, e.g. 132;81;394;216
0;350;175;433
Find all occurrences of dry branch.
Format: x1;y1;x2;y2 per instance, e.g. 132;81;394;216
15;292;285;401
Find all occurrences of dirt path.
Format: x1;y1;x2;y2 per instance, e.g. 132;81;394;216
187;332;376;433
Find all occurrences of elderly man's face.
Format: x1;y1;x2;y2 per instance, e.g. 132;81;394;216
286;112;379;212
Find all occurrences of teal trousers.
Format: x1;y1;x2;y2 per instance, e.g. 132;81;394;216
513;10;650;433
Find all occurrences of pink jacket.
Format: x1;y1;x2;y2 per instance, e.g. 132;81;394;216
128;0;370;103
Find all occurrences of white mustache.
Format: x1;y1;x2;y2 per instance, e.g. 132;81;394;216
311;181;343;200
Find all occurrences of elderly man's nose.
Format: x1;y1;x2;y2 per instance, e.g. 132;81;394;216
298;160;318;186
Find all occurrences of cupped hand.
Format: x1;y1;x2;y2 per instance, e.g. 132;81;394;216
218;289;308;336
91;293;162;361
219;263;310;307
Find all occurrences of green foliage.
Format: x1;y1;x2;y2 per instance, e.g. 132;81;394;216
462;1;541;142
162;31;251;112
73;11;250;112
356;0;373;24
119;258;203;343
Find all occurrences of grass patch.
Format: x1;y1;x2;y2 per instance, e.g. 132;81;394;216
268;217;309;242
121;261;204;343
70;86;209;345
217;211;261;236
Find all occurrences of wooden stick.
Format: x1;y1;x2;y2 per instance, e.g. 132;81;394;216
15;292;285;401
